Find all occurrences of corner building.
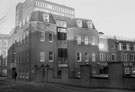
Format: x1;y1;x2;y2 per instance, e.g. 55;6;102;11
8;9;99;80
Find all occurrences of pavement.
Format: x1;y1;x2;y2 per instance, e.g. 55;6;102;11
0;77;135;92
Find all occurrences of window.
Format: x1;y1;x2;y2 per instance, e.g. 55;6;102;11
77;36;81;44
84;36;88;45
100;53;104;61
129;44;134;51
91;37;96;45
127;44;129;51
92;53;96;62
58;48;67;57
3;50;7;57
107;55;110;61
57;28;66;40
111;54;116;61
87;21;93;28
85;52;89;62
43;13;49;22
123;53;128;61
49;33;53;42
3;59;7;66
111;43;115;49
56;20;67;27
3;40;8;47
49;51;53;62
122;43;127;50
40;31;45;42
129;54;134;61
77;52;81;62
76;20;82;27
40;51;45;62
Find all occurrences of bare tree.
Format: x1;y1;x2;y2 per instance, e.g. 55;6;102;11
0;12;8;25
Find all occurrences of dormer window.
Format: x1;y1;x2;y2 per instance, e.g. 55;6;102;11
43;13;49;22
77;20;82;27
87;21;93;29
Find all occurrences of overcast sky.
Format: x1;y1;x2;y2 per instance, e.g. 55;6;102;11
0;0;135;38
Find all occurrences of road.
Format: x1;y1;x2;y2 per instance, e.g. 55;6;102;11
0;77;135;92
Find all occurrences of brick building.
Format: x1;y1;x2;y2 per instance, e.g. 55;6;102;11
98;35;135;76
0;34;9;76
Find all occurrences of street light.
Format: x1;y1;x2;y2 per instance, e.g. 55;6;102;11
45;64;50;83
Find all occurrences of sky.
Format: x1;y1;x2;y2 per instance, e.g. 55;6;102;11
0;0;135;39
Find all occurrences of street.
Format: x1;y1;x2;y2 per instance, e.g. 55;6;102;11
0;77;135;92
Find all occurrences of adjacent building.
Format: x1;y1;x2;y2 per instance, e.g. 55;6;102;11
0;34;9;76
99;35;135;76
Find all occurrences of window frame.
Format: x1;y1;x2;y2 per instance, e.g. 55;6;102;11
77;52;81;62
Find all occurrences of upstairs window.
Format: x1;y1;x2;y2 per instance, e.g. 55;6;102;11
87;21;93;29
77;36;81;44
84;36;88;45
123;53;128;61
40;31;45;42
77;52;81;62
111;43;115;49
57;28;66;40
3;40;8;47
76;20;82;27
129;44;134;51
49;51;53;62
49;33;53;42
91;37;96;45
43;13;49;22
85;52;89;62
40;51;45;62
111;54;116;61
56;20;67;27
122;43;127;50
100;53;104;61
92;53;96;62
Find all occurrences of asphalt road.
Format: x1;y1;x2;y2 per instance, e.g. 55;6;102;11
0;77;135;92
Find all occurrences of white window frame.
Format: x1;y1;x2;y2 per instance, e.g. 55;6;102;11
123;53;128;61
77;36;81;44
77;20;82;27
77;52;81;62
111;53;116;61
92;53;96;62
40;51;45;62
43;13;49;22
100;53;104;61
3;40;8;47
49;33;53;43
87;21;93;29
85;52;89;62
107;55;110;61
91;37;96;45
84;36;88;45
40;31;45;42
49;51;53;62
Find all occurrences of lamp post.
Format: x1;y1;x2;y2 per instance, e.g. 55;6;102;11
45;64;50;83
41;64;45;82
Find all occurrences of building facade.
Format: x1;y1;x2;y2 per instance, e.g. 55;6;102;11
98;35;135;76
0;34;9;76
8;5;99;80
